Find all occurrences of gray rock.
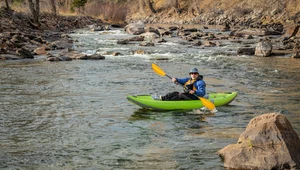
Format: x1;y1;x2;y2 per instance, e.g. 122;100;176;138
0;54;22;60
16;48;34;58
128;36;144;41
139;32;159;41
235;28;268;36
51;40;73;50
86;54;105;60
292;41;300;58
139;41;155;47
117;39;130;44
237;47;255;55
255;38;273;57
124;21;145;35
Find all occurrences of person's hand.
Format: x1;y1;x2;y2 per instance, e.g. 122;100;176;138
189;90;195;94
171;78;177;83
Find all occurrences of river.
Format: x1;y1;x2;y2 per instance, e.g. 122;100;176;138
0;26;300;169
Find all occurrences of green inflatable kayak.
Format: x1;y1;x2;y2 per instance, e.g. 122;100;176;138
127;92;237;111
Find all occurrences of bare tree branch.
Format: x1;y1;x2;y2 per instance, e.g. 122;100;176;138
27;0;41;27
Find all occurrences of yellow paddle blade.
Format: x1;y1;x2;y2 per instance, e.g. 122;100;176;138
152;63;166;76
199;97;217;112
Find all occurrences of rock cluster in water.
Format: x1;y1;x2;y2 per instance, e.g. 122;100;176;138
121;21;300;59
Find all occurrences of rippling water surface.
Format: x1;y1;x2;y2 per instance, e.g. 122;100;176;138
1;27;300;169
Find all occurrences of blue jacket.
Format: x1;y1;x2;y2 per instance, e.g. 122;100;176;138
176;76;206;97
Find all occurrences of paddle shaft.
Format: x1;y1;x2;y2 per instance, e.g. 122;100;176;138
165;74;172;80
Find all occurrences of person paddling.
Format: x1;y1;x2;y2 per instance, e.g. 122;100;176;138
160;67;206;101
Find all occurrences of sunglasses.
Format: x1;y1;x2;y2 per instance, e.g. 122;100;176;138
190;72;198;75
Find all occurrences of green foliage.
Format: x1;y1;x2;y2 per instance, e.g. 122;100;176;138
12;0;24;6
71;0;88;11
13;0;24;3
248;140;254;148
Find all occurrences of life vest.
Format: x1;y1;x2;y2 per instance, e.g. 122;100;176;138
183;76;203;91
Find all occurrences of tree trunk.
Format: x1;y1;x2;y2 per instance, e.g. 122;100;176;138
66;0;72;11
139;0;145;15
187;0;200;16
50;0;57;15
5;0;10;10
147;0;156;14
28;0;40;27
168;0;180;16
175;0;179;9
139;0;156;15
291;25;300;38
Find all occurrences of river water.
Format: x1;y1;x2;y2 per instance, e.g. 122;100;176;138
0;26;300;169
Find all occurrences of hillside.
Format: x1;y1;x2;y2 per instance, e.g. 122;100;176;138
75;0;300;36
125;0;299;33
1;0;299;42
1;0;299;30
126;0;300;25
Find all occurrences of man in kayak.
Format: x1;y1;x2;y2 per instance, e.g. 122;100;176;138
160;67;206;101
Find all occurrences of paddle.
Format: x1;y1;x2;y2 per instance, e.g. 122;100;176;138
152;63;217;112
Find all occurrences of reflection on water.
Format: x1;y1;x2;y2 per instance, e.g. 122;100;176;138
0;27;300;169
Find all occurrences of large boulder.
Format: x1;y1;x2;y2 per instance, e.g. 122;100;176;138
139;32;160;41
255;38;273;57
218;113;300;169
124;21;145;35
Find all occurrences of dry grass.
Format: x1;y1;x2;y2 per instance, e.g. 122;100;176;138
286;0;300;17
85;2;128;24
9;1;29;13
172;0;300;16
199;0;220;12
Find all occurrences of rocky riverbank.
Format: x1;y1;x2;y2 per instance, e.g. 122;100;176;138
121;21;299;58
125;1;300;59
0;7;107;61
1;6;299;61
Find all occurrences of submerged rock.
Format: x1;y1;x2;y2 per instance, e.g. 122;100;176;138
0;54;23;60
218;113;300;169
237;47;255;55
